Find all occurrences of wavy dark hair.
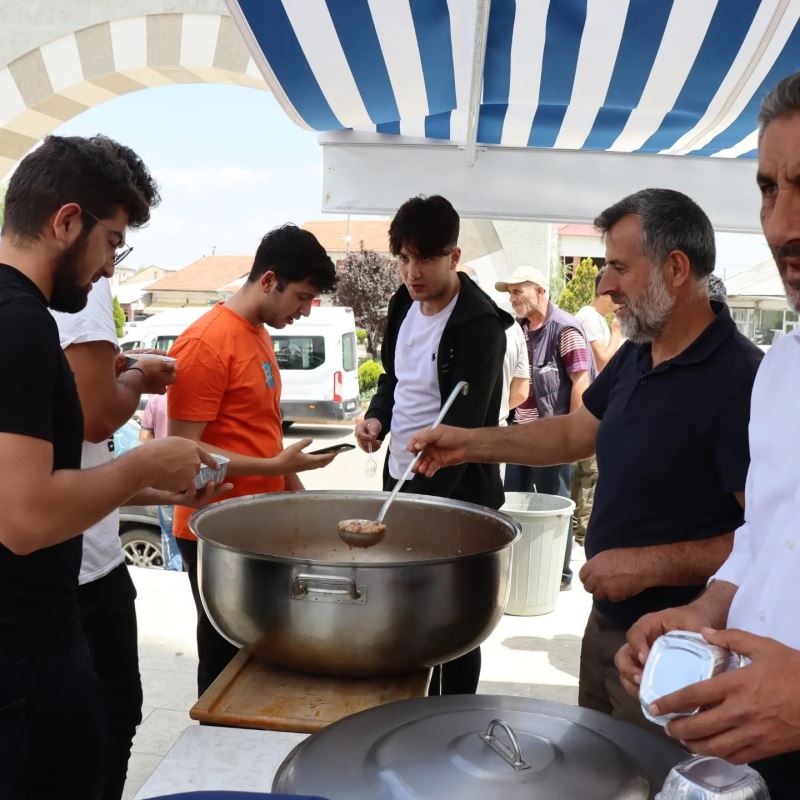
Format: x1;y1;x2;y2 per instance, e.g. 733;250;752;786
2;134;160;240
248;224;337;293
389;195;460;258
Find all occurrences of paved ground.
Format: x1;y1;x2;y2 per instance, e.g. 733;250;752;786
122;422;593;799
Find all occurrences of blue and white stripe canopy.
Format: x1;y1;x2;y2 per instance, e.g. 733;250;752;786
227;0;800;230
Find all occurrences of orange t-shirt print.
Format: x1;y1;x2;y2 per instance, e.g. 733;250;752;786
167;303;285;540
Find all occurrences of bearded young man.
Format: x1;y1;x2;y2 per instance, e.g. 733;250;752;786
409;188;763;731
0;135;216;798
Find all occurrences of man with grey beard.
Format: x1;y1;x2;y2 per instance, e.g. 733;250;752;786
408;188;763;731
613;72;800;799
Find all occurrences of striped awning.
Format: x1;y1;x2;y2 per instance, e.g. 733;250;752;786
227;0;800;230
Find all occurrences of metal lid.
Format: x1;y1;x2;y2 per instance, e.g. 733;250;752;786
274;696;687;799
656;755;770;799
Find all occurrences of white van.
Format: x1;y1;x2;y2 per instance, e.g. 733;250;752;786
121;305;361;424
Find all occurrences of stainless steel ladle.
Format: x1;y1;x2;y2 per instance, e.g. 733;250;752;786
337;380;469;548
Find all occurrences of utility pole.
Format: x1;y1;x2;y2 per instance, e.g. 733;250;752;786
344;214;352;255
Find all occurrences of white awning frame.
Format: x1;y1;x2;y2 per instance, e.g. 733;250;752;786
319;131;762;233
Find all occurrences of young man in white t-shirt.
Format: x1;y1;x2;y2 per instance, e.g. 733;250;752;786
572;270;623;545
53;278;228;800
574;270;622;370
355;195;512;696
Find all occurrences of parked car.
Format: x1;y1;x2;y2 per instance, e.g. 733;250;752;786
114;420;164;568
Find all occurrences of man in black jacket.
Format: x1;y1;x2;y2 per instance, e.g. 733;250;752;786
355;195;512;694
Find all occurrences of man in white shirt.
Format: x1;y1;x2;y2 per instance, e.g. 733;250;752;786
52;276;230;800
51;277;176;799
355;195;512;695
500;321;530;426
614;70;800;799
572;271;623;544
575;270;623;371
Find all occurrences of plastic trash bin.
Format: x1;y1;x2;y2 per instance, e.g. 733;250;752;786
501;492;576;616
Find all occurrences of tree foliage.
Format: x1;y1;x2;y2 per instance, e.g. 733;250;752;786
112;295;127;338
556;257;599;315
334;248;398;358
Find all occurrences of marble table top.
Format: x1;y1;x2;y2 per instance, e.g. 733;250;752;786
134;725;308;798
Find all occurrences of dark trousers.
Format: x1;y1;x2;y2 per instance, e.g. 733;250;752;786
578;607;670;738
383;469;482;695
428;648;482;695
78;563;143;800
504;462;576;584
177;537;239;697
0;633;104;799
751;751;800;800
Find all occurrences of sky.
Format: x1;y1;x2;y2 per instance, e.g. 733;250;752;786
54;83;329;268
49;82;772;277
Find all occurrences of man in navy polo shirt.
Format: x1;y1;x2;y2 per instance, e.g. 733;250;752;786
409;188;763;731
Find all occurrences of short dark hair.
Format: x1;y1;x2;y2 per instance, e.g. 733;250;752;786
593;188;715;279
759;70;800;137
594;270;604;295
2;134;159;240
389;195;459;258
248;224;337;293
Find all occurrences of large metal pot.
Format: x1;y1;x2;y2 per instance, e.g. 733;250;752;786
189;491;519;677
273;695;689;799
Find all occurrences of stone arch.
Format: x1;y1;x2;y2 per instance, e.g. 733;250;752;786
0;11;267;179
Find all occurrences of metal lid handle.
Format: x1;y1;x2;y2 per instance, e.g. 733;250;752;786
479;718;531;771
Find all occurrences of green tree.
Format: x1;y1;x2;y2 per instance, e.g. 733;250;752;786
334;248;398;358
557;257;599;315
112;295;126;338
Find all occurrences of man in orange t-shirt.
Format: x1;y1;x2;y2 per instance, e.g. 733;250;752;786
168;223;339;695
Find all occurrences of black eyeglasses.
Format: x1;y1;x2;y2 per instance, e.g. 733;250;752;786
83;210;133;266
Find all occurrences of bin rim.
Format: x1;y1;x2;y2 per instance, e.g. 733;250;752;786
501;492;576;518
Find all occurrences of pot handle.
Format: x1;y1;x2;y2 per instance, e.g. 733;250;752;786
292;573;362;600
479;719;531;771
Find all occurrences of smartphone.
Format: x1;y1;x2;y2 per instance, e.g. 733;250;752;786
309;443;356;455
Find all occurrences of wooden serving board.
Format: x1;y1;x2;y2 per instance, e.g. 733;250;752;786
191;649;432;733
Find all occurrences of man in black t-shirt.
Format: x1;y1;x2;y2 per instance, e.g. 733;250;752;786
0;136;218;799
409;188;762;734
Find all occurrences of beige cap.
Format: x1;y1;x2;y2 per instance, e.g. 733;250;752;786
495;265;548;292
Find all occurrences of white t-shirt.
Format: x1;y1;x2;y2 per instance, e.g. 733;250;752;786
575;305;611;347
51;278;124;584
388;294;459;478
499;323;529;426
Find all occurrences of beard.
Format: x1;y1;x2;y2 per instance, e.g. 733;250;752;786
614;266;676;344
50;235;91;313
775;242;800;312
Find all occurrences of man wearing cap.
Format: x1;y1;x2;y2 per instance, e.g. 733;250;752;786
497;266;595;590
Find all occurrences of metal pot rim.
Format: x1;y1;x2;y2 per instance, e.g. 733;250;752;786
189;489;521;568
